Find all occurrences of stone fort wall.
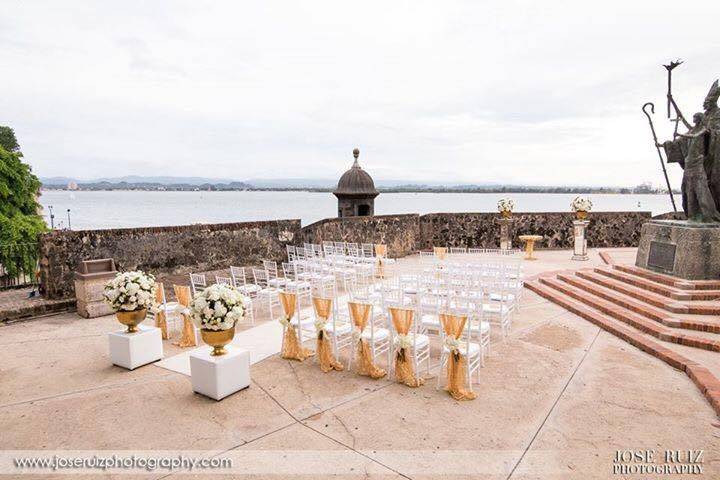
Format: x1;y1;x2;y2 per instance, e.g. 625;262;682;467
39;211;651;299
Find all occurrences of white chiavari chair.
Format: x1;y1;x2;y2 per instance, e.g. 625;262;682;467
189;273;206;296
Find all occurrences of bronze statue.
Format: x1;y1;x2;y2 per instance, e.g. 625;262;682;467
654;74;720;222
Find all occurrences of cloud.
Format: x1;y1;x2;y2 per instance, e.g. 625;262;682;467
1;0;719;188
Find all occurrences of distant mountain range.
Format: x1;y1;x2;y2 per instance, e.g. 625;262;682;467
40;175;245;186
38;175;674;194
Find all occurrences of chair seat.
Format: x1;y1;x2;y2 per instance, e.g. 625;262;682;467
286;280;312;290
471;321;491;334
267;278;287;287
489;292;516;302
482;303;510;315
159;302;180;313
290;317;314;327
238;284;261;294
362;327;389;341
421;314;440;328
397;333;429;348
443;341;481;357
325;322;352;335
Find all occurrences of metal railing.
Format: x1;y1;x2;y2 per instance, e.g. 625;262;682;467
0;243;39;289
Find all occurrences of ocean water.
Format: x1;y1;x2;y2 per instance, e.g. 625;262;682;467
37;190;680;231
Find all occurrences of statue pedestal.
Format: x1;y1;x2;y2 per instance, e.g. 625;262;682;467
497;218;514;250
636;220;720;280
571;220;589;261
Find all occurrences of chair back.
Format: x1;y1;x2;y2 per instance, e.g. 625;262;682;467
190;273;206;296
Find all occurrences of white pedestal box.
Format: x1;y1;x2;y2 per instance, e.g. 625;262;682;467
572;220;590;261
190;347;251;400
108;325;164;370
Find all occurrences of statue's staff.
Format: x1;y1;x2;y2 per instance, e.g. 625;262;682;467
642;102;678;212
663;60;691;137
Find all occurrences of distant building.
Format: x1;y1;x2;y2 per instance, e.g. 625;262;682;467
67;181;79;191
333;148;379;218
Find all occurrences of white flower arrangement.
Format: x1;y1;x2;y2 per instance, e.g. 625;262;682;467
314;317;328;333
497;198;515;214
394;334;413;350
190;283;248;331
571;196;593;212
103;270;157;312
443;335;460;353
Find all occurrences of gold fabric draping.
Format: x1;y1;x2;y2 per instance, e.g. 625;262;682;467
440;313;477;401
173;285;197;347
389;307;425;387
348;302;386;379
374;244;387;279
280;292;314;361
312;297;344;372
154;282;169;339
433;246;447;260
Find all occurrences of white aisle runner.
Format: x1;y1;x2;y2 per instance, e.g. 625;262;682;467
154;320;284;376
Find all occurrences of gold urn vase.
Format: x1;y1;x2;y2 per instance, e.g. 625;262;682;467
116;309;147;333
201;326;236;356
576;210;588;220
500;210;512;219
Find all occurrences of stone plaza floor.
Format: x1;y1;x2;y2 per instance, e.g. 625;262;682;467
1;248;719;479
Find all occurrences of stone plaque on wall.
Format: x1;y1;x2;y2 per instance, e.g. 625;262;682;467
647;241;676;272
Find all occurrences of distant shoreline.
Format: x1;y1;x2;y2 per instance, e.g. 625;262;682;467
40;186;680;195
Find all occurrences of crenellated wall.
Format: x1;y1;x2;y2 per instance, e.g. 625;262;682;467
418;211;652;250
39;220;301;299
39;211;653;299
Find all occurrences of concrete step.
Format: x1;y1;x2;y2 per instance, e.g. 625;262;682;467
525;279;720;416
539;276;720;353
614;264;720;291
556;272;720;334
595;267;720;301
579;270;720;315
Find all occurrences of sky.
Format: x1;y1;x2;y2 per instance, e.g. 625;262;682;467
2;0;719;188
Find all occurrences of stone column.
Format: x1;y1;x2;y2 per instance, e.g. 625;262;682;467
572;220;590;261
497;217;514;250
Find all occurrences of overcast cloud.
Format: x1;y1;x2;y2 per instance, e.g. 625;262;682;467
2;0;719;188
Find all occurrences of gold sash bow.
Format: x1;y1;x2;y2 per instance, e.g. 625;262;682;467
433;246;447;261
348;302;386;379
374;244;387;279
440;313;477;401
173;285;197;347
154;282;169;340
389;307;424;387
312;297;344;372
280;292;314;361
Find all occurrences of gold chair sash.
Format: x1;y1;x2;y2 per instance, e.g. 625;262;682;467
440;313;477;401
433;246;447;260
312;297;343;372
173;285;197;348
389;307;424;387
348;302;386;379
280;292;314;361
154;282;169;340
374;244;387;258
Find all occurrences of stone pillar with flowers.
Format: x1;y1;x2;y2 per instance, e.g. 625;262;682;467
104;270;163;370
570;196;593;261
188;283;251;400
497;198;515;250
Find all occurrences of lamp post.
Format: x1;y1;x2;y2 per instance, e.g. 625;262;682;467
67;209;71;230
48;205;55;229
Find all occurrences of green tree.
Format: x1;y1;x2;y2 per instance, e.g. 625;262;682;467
0;126;20;153
0;130;46;279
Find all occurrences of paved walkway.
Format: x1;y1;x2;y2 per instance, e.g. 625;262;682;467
1;248;718;479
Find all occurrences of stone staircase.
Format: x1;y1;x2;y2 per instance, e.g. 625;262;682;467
525;263;720;416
